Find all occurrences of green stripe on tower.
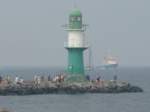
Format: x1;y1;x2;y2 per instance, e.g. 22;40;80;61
66;48;86;75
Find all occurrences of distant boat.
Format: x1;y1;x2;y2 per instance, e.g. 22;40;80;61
85;65;93;71
101;55;119;69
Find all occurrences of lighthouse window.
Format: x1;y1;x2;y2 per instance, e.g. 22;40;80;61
71;17;75;21
77;17;81;21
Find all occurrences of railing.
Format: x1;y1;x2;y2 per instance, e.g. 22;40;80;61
62;24;88;31
64;42;89;48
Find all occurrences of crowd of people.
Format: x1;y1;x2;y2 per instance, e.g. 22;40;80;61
0;75;24;85
33;74;65;85
0;73;66;86
0;74;118;87
85;74;118;87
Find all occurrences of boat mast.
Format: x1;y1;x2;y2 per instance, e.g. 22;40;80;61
87;46;93;71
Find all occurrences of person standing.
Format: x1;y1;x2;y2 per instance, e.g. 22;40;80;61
0;75;2;84
48;75;51;81
14;76;19;84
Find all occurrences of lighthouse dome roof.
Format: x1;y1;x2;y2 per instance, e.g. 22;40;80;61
69;9;82;17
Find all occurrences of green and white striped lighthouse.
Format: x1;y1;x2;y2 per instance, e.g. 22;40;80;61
64;9;88;81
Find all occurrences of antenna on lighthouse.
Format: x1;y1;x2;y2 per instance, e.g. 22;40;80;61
73;0;77;8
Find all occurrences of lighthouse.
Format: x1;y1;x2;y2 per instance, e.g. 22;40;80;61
64;9;88;81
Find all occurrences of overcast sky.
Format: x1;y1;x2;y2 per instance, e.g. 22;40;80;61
0;0;150;67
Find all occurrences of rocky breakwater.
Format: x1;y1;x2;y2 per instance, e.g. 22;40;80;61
0;80;143;95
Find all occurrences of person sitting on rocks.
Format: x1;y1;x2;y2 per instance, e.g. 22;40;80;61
97;76;101;81
112;75;118;85
0;108;9;112
57;74;65;83
0;75;2;84
33;75;38;84
14;76;19;84
53;75;59;82
15;77;24;85
6;75;11;84
86;75;90;81
48;75;51;81
37;76;41;85
58;75;61;83
96;76;101;84
19;77;24;84
41;76;45;82
60;75;65;82
113;75;118;81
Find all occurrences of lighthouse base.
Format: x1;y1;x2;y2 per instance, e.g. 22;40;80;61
66;47;87;75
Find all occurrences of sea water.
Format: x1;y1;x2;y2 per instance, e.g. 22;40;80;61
0;67;149;112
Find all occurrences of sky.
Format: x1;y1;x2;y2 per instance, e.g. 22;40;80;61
0;0;150;67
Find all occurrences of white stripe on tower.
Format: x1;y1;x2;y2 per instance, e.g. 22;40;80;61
68;31;85;48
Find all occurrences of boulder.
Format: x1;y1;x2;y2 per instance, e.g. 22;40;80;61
0;108;9;112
